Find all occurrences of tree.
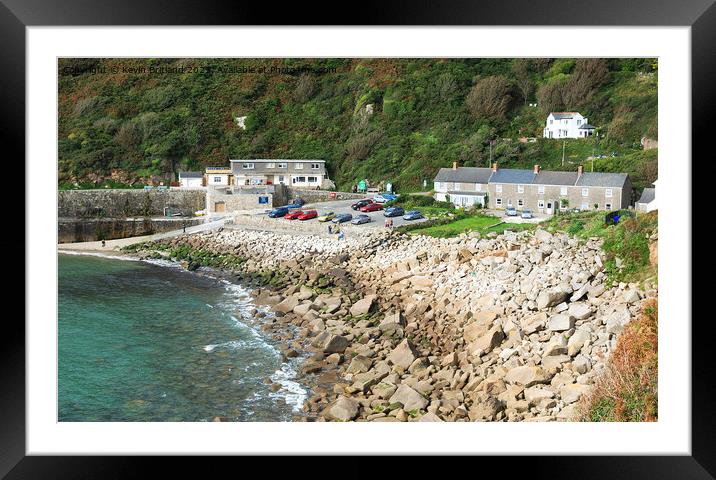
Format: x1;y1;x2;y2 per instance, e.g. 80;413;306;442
465;75;514;120
562;58;610;107
512;59;535;104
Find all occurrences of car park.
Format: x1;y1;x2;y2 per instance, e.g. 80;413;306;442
351;214;371;225
297;210;318;220
268;206;290;218
505;207;518;216
351;199;373;210
360;203;383;212
384;206;404;217
332;213;353;223
284;210;304;220
317;212;336;222
520;209;533;219
403;210;423;221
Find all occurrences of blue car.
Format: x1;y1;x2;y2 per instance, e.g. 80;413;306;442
374;193;398;203
268;207;290;218
403;210;423;221
384;206;405;217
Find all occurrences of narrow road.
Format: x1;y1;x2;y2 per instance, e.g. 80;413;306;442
57;217;227;253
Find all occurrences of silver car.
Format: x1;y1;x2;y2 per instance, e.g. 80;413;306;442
521;209;533;219
351;214;371;225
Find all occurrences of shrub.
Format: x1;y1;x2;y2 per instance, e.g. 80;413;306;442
466;75;514;120
580;299;658;422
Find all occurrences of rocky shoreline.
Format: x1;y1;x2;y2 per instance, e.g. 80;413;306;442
129;225;657;422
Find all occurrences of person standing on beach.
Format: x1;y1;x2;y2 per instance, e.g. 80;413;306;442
101;240;106;248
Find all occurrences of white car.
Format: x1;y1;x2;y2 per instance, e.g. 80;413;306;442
521;210;533;219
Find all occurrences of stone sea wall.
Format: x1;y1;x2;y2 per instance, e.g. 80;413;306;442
131;227;657;422
58;189;206;218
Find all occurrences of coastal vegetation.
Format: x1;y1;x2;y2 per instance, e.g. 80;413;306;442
58;58;657;191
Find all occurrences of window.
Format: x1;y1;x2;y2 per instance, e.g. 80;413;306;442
577;119;581;125
605;188;613;198
242;163;254;169
292;176;306;184
295;163;304;169
550;119;553;124
517;185;524;193
518;199;524;207
582;188;589;197
213;177;222;183
560;187;568;196
495;184;502;193
311;163;321;170
475;184;482;192
537;185;545;194
581;203;589;210
605;203;612;210
266;162;276;169
308;176;318;183
277;162;287;169
278;176;285;183
496;198;502;206
538;200;545;209
507;199;513;207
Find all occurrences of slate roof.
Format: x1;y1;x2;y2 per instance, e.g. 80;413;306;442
578;123;596;129
179;171;203;178
637;188;655;204
489;169;536;185
575;172;629;188
534;171;579;186
434;167;493;184
551;112;580;120
447;190;487;196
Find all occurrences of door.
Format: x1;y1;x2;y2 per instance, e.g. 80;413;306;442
214;202;226;213
546;201;553;214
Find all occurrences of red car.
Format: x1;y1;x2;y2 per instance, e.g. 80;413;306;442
284;210;304;220
360;203;383;212
297;210;318;220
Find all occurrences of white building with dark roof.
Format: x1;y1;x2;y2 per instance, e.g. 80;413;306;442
178;171;204;188
636;179;657;212
543;112;596;139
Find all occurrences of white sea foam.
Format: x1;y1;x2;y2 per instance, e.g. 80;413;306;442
270;362;308;413
58;250;142;262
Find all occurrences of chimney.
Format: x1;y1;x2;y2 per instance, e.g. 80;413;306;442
492;162;498;172
577;165;584;176
452;161;458;171
533;164;540;175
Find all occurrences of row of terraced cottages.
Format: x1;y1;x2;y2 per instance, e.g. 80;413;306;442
434;163;632;214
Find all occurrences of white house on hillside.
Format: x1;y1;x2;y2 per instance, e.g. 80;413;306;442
636;179;657;212
543;112;596;139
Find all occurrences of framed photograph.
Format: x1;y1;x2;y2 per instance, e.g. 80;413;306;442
7;0;708;475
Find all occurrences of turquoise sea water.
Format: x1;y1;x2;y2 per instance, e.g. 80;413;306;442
58;253;306;422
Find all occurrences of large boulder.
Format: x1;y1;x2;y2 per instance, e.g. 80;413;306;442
311;332;350;354
388;339;419;369
537;289;569;310
567;329;591;356
346;355;373;374
504;366;552;387
389;384;429;411
329;396;359;421
567;302;593;320
467;326;505;357
274;295;300;314
548;314;575;332
521;312;548;335
350;295;376;317
560;384;592;404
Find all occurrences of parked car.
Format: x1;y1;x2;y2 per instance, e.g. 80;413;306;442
332;213;353;223
360;203;383;212
384;206;405;217
351;199;373;210
317;211;336;222
505;207;518;216
351;214;372;225
374;193;398;203
520;209;533;219
284;210;304;220
297;210;318;220
284;202;302;209
403;210;423;221
268;207;290;218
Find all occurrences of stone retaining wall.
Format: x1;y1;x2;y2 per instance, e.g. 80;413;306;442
58;189;206;218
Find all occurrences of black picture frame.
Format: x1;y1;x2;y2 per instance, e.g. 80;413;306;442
5;0;706;476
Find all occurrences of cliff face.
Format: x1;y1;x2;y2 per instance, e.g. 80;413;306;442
59;58;658;190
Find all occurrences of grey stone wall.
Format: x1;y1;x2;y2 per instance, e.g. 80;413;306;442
58;189;206;218
57;217;203;243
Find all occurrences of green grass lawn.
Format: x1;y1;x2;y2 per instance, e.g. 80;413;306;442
409;215;536;238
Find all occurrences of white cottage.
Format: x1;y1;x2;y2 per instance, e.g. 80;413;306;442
543;112;596;139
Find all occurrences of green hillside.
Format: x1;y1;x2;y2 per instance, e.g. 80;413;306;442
58;58;658;191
